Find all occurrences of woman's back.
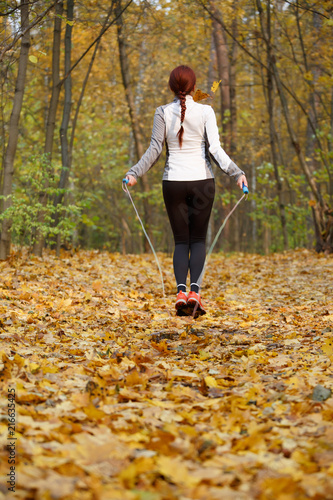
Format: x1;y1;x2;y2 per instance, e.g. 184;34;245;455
163;95;213;181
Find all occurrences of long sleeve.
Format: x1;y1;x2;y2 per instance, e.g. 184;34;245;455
205;106;245;181
126;107;166;179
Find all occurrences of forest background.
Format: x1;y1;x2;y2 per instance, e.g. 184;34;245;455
0;0;332;260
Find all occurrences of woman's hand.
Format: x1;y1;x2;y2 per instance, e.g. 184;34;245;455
126;175;137;187
237;174;248;191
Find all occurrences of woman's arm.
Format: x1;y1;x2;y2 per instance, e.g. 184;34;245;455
205;107;247;189
125;107;166;182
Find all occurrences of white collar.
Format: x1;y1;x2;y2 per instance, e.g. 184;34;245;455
174;95;194;102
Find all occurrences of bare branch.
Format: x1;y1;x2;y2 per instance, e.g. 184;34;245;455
68;0;115;161
282;0;330;20
0;6;20;16
0;0;40;17
59;0;133;86
0;0;61;62
199;0;325;139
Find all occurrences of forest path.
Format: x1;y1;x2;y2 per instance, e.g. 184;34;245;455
0;249;333;499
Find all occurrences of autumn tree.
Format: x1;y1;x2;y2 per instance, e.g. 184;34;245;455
32;1;63;256
115;0;154;252
1;0;332;256
0;0;30;260
201;0;332;253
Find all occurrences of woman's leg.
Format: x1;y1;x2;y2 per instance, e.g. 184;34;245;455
162;181;190;292
163;179;215;292
187;179;215;292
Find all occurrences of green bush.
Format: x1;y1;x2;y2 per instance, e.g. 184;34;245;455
0;154;81;249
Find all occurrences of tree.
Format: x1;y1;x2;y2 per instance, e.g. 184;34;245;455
115;0;152;252
256;0;288;249
0;0;30;260
203;0;333;253
33;0;134;256
0;0;60;63
53;0;74;255
1;0;331;255
256;0;332;253
32;1;63;256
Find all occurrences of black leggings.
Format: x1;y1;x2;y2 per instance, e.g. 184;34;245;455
163;179;215;293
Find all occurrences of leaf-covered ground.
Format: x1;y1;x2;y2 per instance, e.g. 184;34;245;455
0;248;333;500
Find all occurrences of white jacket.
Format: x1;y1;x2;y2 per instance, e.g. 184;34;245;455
126;95;244;182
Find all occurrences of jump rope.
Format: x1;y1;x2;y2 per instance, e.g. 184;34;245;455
122;178;248;318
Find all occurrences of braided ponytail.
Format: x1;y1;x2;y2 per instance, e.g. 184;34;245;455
169;66;196;148
177;90;186;147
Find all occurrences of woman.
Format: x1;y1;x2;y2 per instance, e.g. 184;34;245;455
125;65;247;317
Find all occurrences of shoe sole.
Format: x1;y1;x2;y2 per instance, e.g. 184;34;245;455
176;300;192;316
187;299;206;318
175;300;187;314
175;299;187;309
176;306;192;316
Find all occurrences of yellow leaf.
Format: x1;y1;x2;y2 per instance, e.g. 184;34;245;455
92;279;102;291
291;449;318;473
42;364;59;374
204;375;218;388
288;376;301;389
125;368;147;387
118;387;144;402
211;80;221;92
193;89;211;102
29;55;38;63
120;457;155;488
170;368;199;380
199;349;211;360
29;362;41;374
83;403;105;420
304;71;313;81
156;456;200;487
13;353;25;368
322;339;333;360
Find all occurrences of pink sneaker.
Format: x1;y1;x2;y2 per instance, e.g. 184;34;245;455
187;291;206;317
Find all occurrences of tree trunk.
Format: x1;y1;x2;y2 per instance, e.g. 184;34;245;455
229;9;238;158
295;5;333;243
213;5;239;252
52;2;115;254
54;0;74;255
230;8;240;251
258;0;288;250
0;1;30;260
32;1;63;256
212;13;237;250
207;31;216;250
330;85;333;205
212;19;231;152
115;0;152;253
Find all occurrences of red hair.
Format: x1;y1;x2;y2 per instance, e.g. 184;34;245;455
169;65;196;147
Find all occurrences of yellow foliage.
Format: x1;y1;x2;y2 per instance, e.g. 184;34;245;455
211;80;221;93
193;89;211;102
0;249;332;499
